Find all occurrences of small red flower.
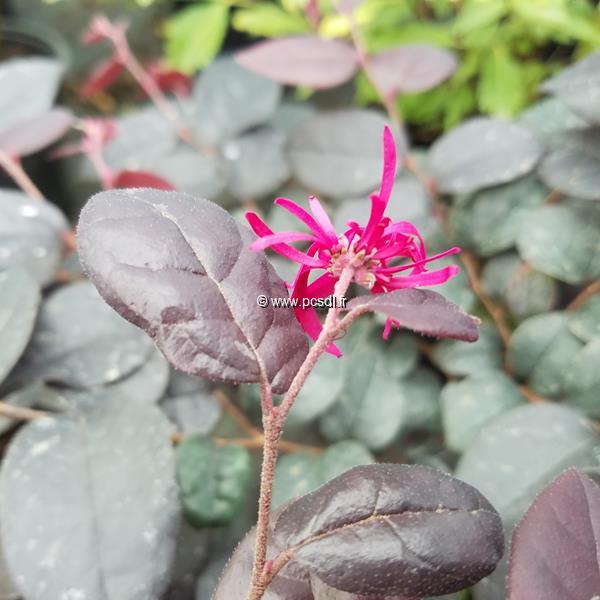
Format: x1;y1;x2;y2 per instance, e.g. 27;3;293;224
246;127;460;355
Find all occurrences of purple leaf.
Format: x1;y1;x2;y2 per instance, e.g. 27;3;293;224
368;45;457;96
76;189;309;394
310;575;418;599
0;108;73;157
214;515;313;600
235;37;359;89
507;469;600;600
274;464;504;597
345;289;480;342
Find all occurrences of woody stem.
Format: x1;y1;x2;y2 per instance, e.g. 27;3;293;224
247;267;355;600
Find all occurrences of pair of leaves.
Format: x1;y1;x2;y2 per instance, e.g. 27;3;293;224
0;392;180;600
236;36;456;97
215;464;504;598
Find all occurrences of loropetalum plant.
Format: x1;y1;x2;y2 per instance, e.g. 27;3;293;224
76;126;495;600
1;8;600;600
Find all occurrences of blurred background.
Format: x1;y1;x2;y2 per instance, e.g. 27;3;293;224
1;2;600;600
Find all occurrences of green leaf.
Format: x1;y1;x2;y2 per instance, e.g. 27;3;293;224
272;441;374;507
568;295;600;343
477;46;527;117
287;353;346;425
441;371;524;453
0;269;40;384
232;3;308;37
451;0;506;37
481;253;559;320
520;97;586;145
432;323;504;377
0;392;179;600
319;330;415;450
176;435;251;527
516;203;600;285
164;3;229;74
450;175;547;257
564;338;600;417
401;366;443;433
507;312;584;398
513;1;600;45
457;401;600;598
457;402;600;521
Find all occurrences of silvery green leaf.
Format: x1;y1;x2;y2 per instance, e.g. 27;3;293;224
0;393;180;600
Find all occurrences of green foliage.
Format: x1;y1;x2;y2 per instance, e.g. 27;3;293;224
164;2;230;74
176;435;251;526
232;3;309;36
272;440;375;506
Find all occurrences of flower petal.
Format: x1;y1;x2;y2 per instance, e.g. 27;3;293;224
378;125;397;205
245;212;327;267
308;195;337;239
291;268;342;357
377;247;461;273
274;197;337;244
386;265;460;289
250;231;319;250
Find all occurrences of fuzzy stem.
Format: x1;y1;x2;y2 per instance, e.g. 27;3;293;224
247;267;354;600
0;149;45;201
248;411;281;600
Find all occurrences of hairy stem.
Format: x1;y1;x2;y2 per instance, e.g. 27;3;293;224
247;267;354;600
0;149;45;202
248;412;281;600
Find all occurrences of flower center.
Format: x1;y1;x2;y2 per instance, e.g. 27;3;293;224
327;237;380;289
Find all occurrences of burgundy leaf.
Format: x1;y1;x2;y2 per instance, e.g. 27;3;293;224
508;469;600;600
151;68;192;97
368;45;457;96
76;189;309;394
344;289;480;342
214;511;313;600
0;108;74;157
236;37;359;89
80;56;125;98
274;464;504;597
310;575;418;599
112;170;176;191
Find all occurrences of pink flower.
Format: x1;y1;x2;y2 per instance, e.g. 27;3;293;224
246;126;460;355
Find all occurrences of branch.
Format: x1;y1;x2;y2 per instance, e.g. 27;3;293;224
566;280;600;312
0;402;47;421
0;149;45;201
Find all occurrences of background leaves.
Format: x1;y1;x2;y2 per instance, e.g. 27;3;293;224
0;393;180;600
